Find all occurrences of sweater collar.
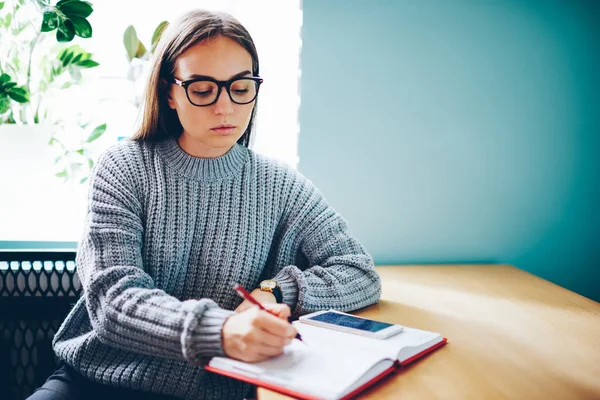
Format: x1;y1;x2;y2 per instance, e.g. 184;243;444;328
156;136;248;181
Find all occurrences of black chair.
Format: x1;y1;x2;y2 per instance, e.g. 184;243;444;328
0;251;80;400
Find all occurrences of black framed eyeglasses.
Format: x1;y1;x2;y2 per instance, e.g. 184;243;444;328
172;76;263;107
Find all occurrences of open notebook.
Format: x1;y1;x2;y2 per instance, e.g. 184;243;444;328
206;319;447;400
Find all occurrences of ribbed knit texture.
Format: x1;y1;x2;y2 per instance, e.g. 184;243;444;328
52;136;382;400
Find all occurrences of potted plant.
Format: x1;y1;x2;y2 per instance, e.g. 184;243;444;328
0;0;105;183
121;21;168;110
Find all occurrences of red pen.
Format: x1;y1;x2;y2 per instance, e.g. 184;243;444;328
233;283;303;342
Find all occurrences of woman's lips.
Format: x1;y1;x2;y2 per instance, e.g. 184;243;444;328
211;124;236;135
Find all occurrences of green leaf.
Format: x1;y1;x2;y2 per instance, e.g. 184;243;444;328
71;16;92;38
11;55;20;71
59;1;93;18
55;62;67;77
79;176;88;184
58;48;69;61
0;2;4;10
71;53;83;64
48;137;62;146
60;82;72;89
62;51;74;67
0;73;9;85
4;13;12;28
55;170;68;178
77;59;99;68
2;82;17;90
123;25;139;61
151;21;169;51
56;0;77;7
86;123;106;143
88;158;94;169
41;11;58;32
7;87;29;103
135;40;147;59
57;19;75;42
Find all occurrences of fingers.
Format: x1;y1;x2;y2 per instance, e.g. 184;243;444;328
262;303;291;320
241;325;291;359
257;327;293;349
254;310;297;339
221;308;298;363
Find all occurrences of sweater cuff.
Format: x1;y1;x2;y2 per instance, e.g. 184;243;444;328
181;301;235;365
273;269;299;310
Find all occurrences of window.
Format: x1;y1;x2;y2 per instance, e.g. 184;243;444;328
0;0;302;243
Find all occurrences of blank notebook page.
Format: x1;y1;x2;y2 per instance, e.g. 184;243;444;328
210;323;392;399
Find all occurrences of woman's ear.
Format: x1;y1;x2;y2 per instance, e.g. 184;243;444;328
160;78;176;109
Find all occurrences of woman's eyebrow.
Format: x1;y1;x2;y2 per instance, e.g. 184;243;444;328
186;70;252;80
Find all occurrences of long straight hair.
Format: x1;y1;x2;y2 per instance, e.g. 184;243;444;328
131;10;259;147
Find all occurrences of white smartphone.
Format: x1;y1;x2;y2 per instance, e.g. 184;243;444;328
298;309;404;339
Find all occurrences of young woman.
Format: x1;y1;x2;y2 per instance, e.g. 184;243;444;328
30;9;381;400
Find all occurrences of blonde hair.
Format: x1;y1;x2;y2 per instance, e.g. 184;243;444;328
132;9;259;147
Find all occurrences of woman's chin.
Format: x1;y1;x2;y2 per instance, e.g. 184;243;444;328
209;134;242;147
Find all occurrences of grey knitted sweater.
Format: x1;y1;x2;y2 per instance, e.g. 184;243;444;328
52;137;381;400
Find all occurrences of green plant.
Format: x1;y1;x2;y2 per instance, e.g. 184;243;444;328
50;120;106;183
122;21;168;108
123;21;168;62
0;0;100;124
0;0;106;183
0;72;29;115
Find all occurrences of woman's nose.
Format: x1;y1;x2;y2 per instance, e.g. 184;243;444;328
213;86;234;115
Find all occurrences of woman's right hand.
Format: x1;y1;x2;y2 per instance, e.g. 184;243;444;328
222;304;298;363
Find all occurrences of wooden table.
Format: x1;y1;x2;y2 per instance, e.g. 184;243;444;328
259;265;600;400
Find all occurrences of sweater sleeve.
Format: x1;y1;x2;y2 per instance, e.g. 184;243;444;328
76;145;233;365
272;172;382;316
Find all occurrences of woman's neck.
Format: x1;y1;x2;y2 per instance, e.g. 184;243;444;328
177;133;233;158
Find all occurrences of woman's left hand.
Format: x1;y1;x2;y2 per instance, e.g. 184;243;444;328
235;288;277;313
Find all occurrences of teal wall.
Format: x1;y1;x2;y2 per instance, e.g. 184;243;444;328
298;0;600;301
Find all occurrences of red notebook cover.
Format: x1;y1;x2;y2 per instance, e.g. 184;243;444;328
205;337;447;400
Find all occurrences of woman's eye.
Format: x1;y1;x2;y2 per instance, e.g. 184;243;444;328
192;90;213;97
232;89;249;94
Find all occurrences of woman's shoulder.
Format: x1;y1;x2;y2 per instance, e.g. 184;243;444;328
89;139;151;195
96;138;149;169
248;149;310;185
247;149;321;198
